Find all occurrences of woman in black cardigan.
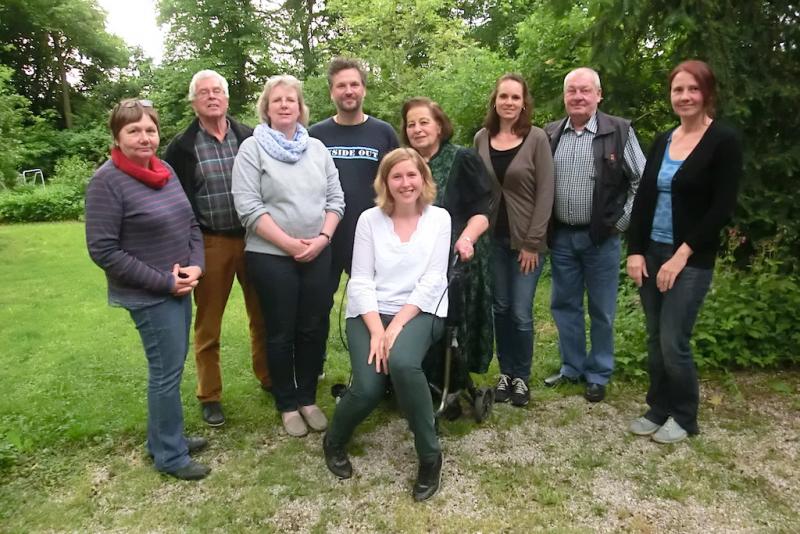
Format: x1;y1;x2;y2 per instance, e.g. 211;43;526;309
626;60;742;443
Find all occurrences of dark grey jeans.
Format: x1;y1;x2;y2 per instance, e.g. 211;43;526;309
327;313;444;462
639;241;712;435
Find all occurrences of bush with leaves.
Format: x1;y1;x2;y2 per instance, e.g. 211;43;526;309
0;184;84;223
615;232;800;375
48;155;96;195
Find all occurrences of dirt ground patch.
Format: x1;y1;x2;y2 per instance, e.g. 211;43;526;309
2;371;798;532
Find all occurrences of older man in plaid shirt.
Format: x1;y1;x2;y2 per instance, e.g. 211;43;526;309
543;67;645;402
164;70;270;426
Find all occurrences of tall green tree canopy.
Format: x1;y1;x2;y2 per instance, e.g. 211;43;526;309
0;0;129;128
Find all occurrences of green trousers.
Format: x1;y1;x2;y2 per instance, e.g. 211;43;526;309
328;313;444;461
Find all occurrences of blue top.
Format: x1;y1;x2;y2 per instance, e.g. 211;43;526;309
650;135;683;244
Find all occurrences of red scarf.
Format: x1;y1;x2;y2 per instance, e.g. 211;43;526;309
111;147;171;189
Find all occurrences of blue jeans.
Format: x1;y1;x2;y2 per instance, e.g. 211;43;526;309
640;241;712;435
128;296;192;472
491;238;544;382
247;248;331;413
549;227;621;385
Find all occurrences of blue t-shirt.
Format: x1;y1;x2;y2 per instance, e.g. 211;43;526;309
309;116;399;272
650;135;683;244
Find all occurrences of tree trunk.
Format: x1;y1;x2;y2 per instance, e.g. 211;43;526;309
52;33;73;129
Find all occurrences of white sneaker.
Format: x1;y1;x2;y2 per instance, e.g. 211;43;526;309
651;417;688;444
629;416;660;436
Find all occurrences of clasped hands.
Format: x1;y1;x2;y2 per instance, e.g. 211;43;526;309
171;264;202;296
367;323;403;374
285;235;328;262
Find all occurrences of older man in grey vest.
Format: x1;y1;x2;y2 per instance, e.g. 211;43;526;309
543;67;645;402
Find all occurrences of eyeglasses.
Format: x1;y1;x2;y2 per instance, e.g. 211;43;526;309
196;87;225;98
118;99;154;109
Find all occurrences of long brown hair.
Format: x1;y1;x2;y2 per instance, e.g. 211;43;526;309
483;73;533;137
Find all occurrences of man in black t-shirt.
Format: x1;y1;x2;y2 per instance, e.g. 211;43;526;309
310;58;399;365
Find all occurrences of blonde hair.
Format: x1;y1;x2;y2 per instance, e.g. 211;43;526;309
374;148;437;214
256;75;310;126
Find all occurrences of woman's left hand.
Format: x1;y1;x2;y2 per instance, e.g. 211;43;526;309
294;235;328;263
380;323;403;360
656;254;687;292
454;236;475;262
517;248;539;275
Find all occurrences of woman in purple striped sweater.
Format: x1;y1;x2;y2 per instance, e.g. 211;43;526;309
85;99;210;480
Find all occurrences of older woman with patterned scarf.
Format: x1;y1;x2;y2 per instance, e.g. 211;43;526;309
401;97;494;391
232;75;344;437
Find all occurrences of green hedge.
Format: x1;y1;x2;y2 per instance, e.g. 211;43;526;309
0;156;94;223
0;185;84;223
615;237;800;375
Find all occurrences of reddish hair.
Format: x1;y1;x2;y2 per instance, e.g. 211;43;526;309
669;60;717;118
400;97;454;146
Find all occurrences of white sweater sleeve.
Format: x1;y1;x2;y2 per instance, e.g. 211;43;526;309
346;210;379;316
407;208;451;315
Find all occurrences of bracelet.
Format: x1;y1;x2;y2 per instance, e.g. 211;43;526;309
319;231;331;243
459;235;473;243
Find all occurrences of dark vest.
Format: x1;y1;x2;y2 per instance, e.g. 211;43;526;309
544;111;631;245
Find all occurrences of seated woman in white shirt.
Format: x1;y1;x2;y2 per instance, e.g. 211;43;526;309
323;148;451;502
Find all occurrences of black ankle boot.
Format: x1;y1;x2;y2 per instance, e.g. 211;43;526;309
322;433;352;479
412;452;443;501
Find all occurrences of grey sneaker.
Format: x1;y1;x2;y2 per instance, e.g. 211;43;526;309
494;374;512;403
629;416;660;436
282;411;309;437
651;417;688;444
299;404;328;432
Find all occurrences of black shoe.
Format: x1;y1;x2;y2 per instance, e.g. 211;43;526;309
322;433;352;479
584;383;606;403
510;378;530;407
147;436;208;460
413;452;443;502
543;373;580;388
201;402;225;427
185;436;208;454
494;374;512;403
166;460;211;481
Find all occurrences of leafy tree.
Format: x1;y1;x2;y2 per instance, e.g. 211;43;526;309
569;0;800;266
158;0;278;115
0;0;129;128
0;65;29;186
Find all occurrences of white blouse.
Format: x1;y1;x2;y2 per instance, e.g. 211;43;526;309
346;205;451;318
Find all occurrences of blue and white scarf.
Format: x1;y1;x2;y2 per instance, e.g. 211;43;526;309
253;123;309;163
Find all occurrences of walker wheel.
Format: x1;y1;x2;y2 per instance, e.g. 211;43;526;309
473;387;494;423
443;399;462;421
331;383;348;403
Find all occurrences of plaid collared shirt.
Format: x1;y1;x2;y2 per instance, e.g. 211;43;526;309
553;114;645;231
193;121;242;232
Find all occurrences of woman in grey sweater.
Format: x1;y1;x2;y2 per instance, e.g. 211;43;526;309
232;75;344;437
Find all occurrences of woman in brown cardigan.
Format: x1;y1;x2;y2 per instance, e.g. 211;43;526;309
474;73;555;407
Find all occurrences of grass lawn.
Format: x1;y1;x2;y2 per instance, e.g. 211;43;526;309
0;222;798;532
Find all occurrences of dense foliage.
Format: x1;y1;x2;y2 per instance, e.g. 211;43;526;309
0;0;797;368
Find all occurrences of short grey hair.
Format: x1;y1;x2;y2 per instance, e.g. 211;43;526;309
188;70;230;101
563;67;602;93
256;74;310;126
